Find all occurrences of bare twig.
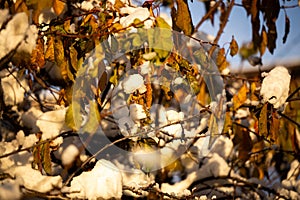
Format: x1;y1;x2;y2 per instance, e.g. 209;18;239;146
208;0;235;57
194;0;222;31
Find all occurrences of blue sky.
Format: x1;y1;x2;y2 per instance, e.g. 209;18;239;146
186;0;300;69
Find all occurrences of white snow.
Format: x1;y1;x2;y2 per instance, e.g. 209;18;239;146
0;180;22;200
0;11;37;60
68;159;122;199
130;103;147;122
36;107;69;142
120;7;150;28
15;165;62;193
260;66;291;109
61;144;80;167
1;71;29;106
122;74;145;94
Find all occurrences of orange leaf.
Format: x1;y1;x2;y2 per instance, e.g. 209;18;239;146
233;83;248;110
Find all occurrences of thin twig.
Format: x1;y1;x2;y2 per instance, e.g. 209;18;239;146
208;0;235;57
194;0;222;31
0;131;72;159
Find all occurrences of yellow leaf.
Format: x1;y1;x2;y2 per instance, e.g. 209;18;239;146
53;0;65;16
216;48;228;71
69;45;78;71
45;36;55;61
230;36;239;57
31;38;45;69
172;0;193;36
42;142;52;175
114;0;125;11
54;37;68;80
259;26;268;56
233;83;248;110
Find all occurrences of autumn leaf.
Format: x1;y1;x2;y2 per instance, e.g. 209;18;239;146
45;36;55;61
259;26;268;56
233;83;248;111
259;103;268;138
69;45;78;72
31;38;45;69
53;0;65;16
230;36;239;57
282;14;290;44
33;141;52;175
270;111;279;142
216;48;228;71
54;37;72;81
171;0;193;36
233;122;253;162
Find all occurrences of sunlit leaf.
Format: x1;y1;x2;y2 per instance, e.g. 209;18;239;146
53;0;65;16
31;38;45;69
233;83;248;111
45;36;55;61
230;36;239;57
222;111;232;135
171;0;193;36
155;17;171;29
114;0;125;11
216;48;228;71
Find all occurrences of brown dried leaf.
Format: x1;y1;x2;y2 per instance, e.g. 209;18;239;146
172;0;193;36
216;48;226;66
233;83;248;111
259;26;268;56
230;36;239;57
233;122;252;162
69;45;78;71
31;38;45;69
259;103;268;138
54;37;68;80
270;111;279;143
267;23;277;54
45;36;55;61
282;14;290;44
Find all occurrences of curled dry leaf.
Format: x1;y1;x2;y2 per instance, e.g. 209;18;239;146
229;36;239;57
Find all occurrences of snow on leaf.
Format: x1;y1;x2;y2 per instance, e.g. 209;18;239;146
14;165;62;193
1;71;29;106
36;107;69;141
61;144;80;167
68;159;122;199
260;66;291;109
130;103;147;122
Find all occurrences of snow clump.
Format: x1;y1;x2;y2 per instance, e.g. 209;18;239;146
260;66;291;109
